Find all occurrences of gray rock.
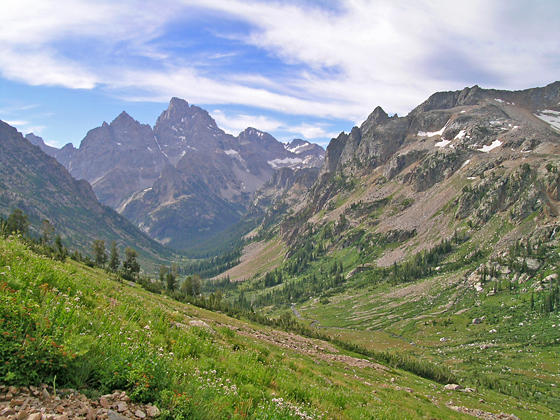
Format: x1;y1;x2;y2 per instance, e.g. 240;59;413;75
146;406;160;417
444;384;463;391
108;410;131;420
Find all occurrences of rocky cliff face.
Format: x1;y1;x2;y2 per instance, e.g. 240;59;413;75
38;98;323;250
280;81;560;262
321;82;560;181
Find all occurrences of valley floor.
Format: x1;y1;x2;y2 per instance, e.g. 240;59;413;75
3;237;557;418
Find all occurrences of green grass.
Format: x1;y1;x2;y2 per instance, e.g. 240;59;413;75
0;236;493;419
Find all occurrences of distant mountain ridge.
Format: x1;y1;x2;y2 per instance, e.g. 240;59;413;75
27;99;324;250
0;121;173;269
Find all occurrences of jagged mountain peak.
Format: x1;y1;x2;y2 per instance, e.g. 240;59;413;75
286;138;307;148
238;127;276;143
111;110;138;126
361;106;390;130
157;97;218;130
25;132;60;158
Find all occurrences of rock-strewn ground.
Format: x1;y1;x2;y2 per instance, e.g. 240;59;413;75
0;385;160;420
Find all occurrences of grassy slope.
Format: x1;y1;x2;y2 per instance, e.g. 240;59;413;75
215;238;286;282
225;207;560;417
288;219;560;419
0;236;497;420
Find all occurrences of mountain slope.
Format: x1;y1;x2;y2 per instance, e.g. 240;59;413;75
0;121;173;268
2;235;554;419
40;98;324;250
206;82;560;416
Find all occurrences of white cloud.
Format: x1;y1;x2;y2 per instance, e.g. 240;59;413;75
210;109;337;142
3;120;29;126
0;48;97;89
1;0;559;124
3;119;46;136
286;123;338;141
211;110;284;135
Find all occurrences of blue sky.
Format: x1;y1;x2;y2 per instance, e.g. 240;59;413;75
1;0;559;148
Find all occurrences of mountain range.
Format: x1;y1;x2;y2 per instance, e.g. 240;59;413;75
0;120;172;269
3;81;560;417
27;98;324;250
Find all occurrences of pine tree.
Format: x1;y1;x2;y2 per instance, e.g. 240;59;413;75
54;235;67;261
40;219;55;244
6;209;28;235
92;239;107;267
166;270;177;291
108;241;119;271
122;247;140;280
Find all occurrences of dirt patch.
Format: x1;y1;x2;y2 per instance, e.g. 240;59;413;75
446;403;520;420
226;324;387;371
213;239;286;282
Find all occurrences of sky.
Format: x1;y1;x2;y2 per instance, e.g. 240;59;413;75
0;0;559;148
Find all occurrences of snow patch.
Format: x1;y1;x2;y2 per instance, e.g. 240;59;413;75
478;139;502;153
494;98;504;103
535;110;560;131
116;142;122;146
460;110;466;113
224;149;240;157
435;139;451;148
153;135;168;159
454;130;466;140
418;119;450;138
267;157;303;168
461;159;471;168
286;143;311;154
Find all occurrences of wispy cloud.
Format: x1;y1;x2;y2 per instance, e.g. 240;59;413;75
211;109;283;135
1;0;559;142
211;109;337;141
3;120;46;136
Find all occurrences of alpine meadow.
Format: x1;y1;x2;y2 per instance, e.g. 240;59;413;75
1;1;560;419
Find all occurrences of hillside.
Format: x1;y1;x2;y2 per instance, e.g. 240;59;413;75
0;121;173;270
1;235;555;419
198;82;560;416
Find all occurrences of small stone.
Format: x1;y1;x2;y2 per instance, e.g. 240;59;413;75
41;389;50;400
0;407;15;416
146;406;160;417
55;406;64;414
134;409;146;418
11;399;25;406
107;410;129;420
390;377;395;383
86;408;97;420
27;414;43;420
117;402;128;412
54;415;69;420
472;318;482;324
17;410;29;420
444;384;463;391
8;387;18;394
99;397;111;409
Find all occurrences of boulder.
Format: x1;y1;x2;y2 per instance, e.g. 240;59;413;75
444;384;463;391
